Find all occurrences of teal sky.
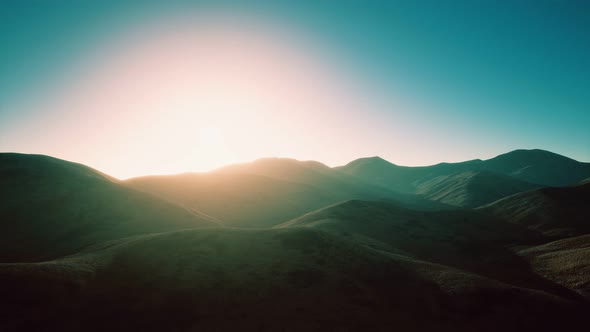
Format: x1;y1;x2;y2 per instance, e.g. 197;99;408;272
1;0;589;177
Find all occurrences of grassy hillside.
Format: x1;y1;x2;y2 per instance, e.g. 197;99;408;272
479;183;590;239
0;153;218;262
276;199;585;300
520;234;590;299
414;170;540;207
0;228;585;332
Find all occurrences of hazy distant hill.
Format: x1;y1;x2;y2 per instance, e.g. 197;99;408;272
0;153;217;262
0;228;585;332
126;172;336;228
338;149;590;206
479;183;590;239
126;158;443;228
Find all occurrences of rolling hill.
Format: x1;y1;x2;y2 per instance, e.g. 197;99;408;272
479;183;590;239
519;234;590;299
0;153;218;262
413;170;540;207
276;199;585;300
1;150;589;331
482;149;590;187
125;158;444;228
0;228;586;332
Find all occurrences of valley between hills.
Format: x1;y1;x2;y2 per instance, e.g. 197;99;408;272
1;149;589;331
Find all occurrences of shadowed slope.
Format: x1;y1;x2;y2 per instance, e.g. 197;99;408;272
277;200;586;301
479;183;590;239
0;153;218;262
483;149;590;187
0;228;585;332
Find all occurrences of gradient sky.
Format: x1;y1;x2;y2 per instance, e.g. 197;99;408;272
1;0;589;178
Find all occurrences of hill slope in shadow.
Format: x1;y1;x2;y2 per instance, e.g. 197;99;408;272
479;183;590;239
483;149;590;187
0;153;218;262
276;199;587;301
0;228;585;332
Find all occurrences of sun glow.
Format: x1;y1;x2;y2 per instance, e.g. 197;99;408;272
198;127;223;147
5;12;391;179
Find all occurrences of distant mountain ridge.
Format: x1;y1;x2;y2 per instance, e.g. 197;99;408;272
338;149;590;207
125;157;445;228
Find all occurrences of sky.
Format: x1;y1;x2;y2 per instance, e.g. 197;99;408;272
1;0;589;179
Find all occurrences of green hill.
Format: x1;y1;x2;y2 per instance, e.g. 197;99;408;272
479;183;590;239
0;153;218;262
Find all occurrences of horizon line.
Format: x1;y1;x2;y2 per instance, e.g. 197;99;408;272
2;147;588;181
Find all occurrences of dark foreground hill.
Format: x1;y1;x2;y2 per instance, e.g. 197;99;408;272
0;153;217;262
519;234;590;299
276;199;586;301
0;228;586;332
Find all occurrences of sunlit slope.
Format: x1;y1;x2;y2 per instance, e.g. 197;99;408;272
479;183;590;239
0;153;217;262
0;228;585;332
338;149;590;206
126;158;443;228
